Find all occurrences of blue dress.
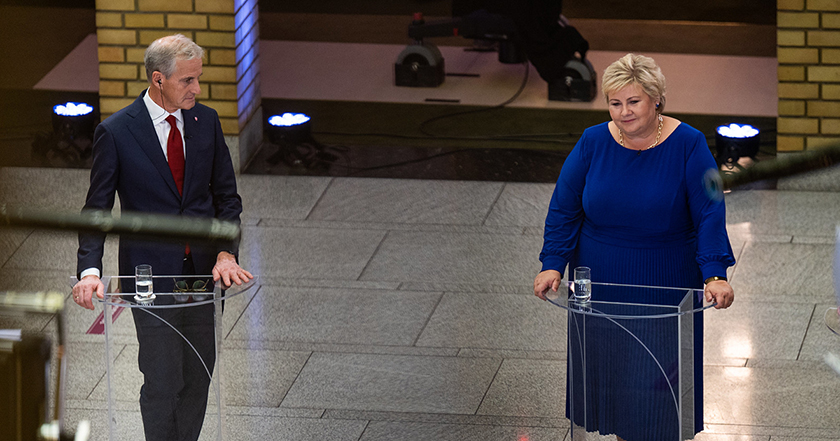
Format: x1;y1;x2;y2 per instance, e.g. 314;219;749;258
539;121;735;440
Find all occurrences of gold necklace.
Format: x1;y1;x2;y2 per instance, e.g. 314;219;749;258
619;114;663;152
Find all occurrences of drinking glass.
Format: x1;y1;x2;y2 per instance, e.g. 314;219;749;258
134;264;155;304
573;266;591;303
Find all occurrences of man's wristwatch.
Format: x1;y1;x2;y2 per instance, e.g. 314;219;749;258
704;276;727;284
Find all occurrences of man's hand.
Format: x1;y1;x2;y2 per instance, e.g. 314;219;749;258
72;275;104;310
212;251;253;289
704;280;734;309
534;270;562;300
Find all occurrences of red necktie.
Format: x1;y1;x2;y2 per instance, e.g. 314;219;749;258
165;115;185;195
165;115;190;255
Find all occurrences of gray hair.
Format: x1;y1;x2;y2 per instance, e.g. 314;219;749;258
601;53;667;113
144;34;205;83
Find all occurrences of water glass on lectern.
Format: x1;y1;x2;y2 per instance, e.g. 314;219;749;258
573;266;591;303
134;264;155;304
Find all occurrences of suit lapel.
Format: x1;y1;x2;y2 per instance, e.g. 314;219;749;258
126;92;182;200
182;108;199;202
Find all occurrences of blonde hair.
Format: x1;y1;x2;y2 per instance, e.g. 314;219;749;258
601;53;666;113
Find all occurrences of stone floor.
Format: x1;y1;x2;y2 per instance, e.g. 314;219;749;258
1;166;839;441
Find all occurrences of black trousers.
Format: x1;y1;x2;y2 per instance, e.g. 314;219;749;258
129;255;216;441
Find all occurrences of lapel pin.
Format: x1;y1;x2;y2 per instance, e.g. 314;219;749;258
195;116;198;121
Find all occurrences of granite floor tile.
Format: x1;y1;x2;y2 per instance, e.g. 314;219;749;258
0;268;76;293
797;303;840;362
728;241;834;302
777;164;840;192
3;230;119;274
398;281;530;294
237;174;331;222
703;365;840;428
65;341;109;401
63;292;139;346
222;339;459;358
280;352;501;414
212;348;311;407
63;407;144;441
703;301;814;360
307;178;504;225
724;191;840;237
483;182;555;227
237;225;385;279
415;292;566;352
0;167;90;211
359;230;543;286
476;358;566;418
219;281;261;336
0;228;29;267
226;286;441;346
359;420;568;441
254;276;400;291
703;423;840;438
224;415;367;441
87;343;145;403
0;269;74;333
258;217;525;235
322;408;567;427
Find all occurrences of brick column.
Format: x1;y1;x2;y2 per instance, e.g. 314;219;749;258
778;0;840;152
95;0;261;171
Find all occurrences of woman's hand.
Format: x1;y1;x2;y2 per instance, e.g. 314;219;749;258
534;270;562;300
704;280;734;309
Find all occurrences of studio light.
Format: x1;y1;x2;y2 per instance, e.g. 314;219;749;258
52;102;96;139
715;123;760;167
32;101;97;167
267;113;311;145
264;113;340;170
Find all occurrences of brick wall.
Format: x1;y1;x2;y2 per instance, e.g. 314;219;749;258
778;0;840;152
95;0;260;142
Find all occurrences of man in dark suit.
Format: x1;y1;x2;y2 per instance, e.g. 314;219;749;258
71;34;252;441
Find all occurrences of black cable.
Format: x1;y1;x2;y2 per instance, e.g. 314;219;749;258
418;62;531;137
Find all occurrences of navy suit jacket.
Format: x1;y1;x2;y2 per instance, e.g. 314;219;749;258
77;91;242;278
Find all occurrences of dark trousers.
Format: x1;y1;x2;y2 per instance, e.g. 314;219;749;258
130;255;216;441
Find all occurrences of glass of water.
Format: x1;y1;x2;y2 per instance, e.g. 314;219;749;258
573;266;591;303
134;264;155;304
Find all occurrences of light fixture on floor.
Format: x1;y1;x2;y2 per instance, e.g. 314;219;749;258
32;101;98;167
267;112;311;145
265;113;340;169
52;102;95;136
714;123;760;168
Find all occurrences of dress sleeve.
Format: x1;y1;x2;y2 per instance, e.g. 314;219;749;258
539;131;589;273
685;131;736;280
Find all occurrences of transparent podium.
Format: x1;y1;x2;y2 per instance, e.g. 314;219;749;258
72;275;257;441
547;282;715;441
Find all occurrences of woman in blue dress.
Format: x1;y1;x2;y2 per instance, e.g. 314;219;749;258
533;54;735;441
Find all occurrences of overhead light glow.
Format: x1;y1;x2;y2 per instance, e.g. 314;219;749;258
717;123;759;139
268;113;311;127
53;102;94;117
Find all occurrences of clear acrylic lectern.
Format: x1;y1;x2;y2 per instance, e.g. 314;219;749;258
71;275;257;441
547;282;715;441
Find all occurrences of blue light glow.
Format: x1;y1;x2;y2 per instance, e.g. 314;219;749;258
269;113;311;127
53;102;94;117
717;123;759;139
